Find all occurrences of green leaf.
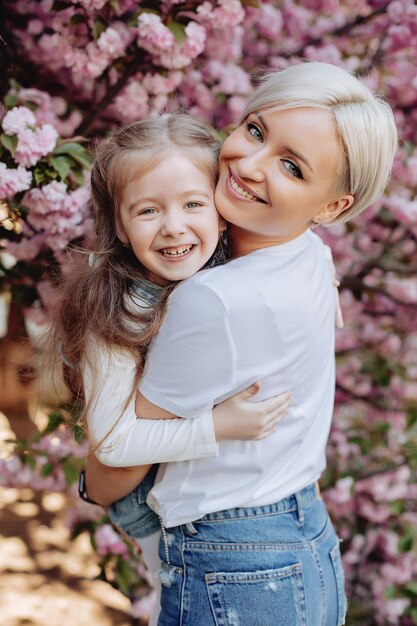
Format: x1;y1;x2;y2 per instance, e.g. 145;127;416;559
63;465;79;486
109;0;120;11
409;607;417;623
69;169;85;187
50;155;72;181
41;463;55;477
70;13;88;26
405;582;417;596
398;533;413;553
168;22;187;43
54;143;91;169
33;165;58;186
4;94;18;109
241;0;261;7
43;411;65;435
93;19;107;40
72;423;86;444
1;133;18;157
25;455;37;471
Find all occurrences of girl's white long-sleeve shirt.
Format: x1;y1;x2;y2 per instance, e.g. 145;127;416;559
84;280;218;467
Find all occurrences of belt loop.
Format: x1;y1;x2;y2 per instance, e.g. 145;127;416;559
294;490;304;525
185;521;198;535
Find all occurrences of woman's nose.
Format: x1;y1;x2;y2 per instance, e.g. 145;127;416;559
236;150;265;183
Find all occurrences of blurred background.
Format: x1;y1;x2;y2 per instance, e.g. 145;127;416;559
0;1;416;624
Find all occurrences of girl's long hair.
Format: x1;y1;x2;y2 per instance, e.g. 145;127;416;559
51;113;221;442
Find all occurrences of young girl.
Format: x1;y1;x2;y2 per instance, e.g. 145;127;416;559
54;113;291;625
124;62;397;625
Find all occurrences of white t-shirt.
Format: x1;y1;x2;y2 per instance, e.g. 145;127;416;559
84;281;218;467
139;230;337;527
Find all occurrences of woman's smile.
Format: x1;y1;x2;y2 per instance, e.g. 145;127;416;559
215;107;353;254
228;168;265;203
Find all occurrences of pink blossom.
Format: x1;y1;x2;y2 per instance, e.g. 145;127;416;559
182;22;206;58
197;0;245;30
130;590;157;619
2;106;36;135
255;4;283;40
0;163;33;197
94;523;128;557
97;26;126;58
14;124;59;167
137;13;175;51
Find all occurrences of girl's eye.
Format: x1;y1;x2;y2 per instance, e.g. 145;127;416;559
246;122;263;142
185;201;202;209
282;159;303;180
140;207;158;215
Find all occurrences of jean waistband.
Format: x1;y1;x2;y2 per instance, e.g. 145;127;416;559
193;483;319;524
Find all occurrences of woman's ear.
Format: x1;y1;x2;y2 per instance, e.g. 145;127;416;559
313;195;354;225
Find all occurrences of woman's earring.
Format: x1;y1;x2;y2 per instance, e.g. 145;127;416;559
314;216;328;224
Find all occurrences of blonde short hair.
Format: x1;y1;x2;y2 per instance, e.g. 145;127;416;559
241;62;398;222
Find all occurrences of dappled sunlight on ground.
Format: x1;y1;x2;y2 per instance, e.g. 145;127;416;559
0;410;139;626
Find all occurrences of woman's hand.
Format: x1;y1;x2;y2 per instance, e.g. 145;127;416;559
213;383;291;441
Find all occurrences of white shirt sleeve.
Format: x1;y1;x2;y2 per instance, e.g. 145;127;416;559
83;340;218;467
139;280;237;418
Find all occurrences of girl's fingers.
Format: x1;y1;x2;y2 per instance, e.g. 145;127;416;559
259;392;292;412
239;381;261;399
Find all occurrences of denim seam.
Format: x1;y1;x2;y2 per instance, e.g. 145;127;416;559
179;525;187;626
193;494;317;523
293;565;308;626
184;541;314;552
311;542;326;626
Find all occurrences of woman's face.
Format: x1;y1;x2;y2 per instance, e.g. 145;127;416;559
215;107;353;250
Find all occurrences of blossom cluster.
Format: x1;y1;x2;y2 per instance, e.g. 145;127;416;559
1;0;417;623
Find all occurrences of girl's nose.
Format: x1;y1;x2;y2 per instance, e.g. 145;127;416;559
160;210;187;237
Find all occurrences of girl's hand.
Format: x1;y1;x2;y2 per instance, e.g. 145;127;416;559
213;383;291;441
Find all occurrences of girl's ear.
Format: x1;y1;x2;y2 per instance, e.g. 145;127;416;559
115;216;129;245
313;195;354;225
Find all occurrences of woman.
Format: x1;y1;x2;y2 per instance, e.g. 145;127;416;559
92;61;397;625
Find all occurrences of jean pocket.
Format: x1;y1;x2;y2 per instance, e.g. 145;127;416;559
205;563;307;626
329;542;347;626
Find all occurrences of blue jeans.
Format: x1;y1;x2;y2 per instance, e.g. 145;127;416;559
108;464;161;539
157;484;347;626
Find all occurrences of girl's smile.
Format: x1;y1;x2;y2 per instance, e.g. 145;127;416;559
118;148;222;286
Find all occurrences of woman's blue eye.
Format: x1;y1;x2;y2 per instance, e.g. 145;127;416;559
282;159;303;179
140;208;157;215
246;122;263;142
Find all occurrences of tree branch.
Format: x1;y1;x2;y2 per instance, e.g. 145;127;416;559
74;50;153;137
282;2;392;59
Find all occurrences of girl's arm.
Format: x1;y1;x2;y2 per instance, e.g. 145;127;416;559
84;455;151;507
85;341;291;468
85;382;290;506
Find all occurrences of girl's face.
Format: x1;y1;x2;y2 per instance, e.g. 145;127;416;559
118;148;222;286
215;107;353;252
